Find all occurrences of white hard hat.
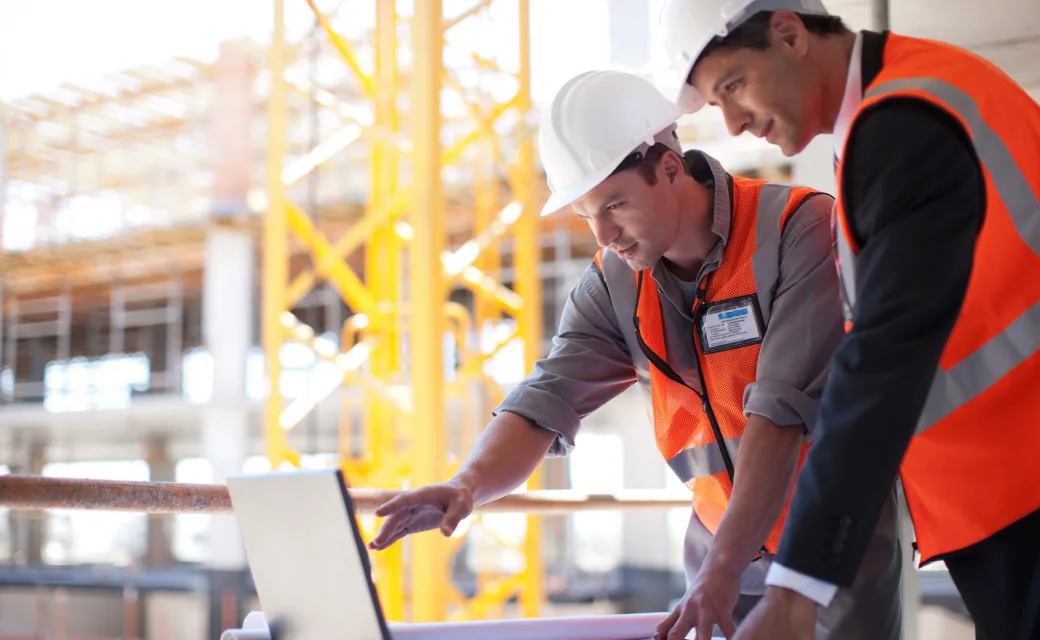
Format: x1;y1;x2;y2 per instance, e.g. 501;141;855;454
538;70;683;217
660;0;830;113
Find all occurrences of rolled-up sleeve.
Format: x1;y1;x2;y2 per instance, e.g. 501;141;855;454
494;263;637;456
743;194;844;432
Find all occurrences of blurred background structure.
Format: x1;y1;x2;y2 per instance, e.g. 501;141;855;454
2;0;1039;638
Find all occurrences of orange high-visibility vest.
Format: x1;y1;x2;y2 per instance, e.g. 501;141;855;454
834;33;1040;562
595;173;824;553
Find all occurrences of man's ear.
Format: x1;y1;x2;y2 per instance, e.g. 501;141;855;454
771;10;810;55
662;151;684;183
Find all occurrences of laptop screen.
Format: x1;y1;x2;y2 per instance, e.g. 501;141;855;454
226;468;391;640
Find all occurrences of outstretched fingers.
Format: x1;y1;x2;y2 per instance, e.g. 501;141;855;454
374;489;429;518
368;510;414;550
439;496;471;536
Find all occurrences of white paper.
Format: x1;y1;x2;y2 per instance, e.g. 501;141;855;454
220;611;272;640
389;612;713;640
219;630;270;640
226;610;720;639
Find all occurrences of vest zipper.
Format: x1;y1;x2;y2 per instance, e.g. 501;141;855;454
690;278;737;485
689;257;768;559
632;272;736;485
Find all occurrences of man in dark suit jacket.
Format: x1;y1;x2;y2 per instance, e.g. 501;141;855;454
658;1;1040;639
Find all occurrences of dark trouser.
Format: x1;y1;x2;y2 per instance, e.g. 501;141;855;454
682;486;903;640
943;508;1040;640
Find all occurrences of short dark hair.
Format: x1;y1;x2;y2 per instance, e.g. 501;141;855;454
695;11;850;69
610;143;689;185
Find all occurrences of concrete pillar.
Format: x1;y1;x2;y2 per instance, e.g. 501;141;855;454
9;431;46;565
144;435;174;566
578;390;670;571
594;388;679;611
618;403;670;572
0;114;6;252
202;229;254;570
211;39;255;220
205;36;258;576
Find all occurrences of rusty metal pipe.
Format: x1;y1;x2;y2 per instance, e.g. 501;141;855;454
0;475;236;514
0;474;690;515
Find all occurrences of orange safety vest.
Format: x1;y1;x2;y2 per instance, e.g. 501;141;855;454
595;166;824;553
834;33;1040;562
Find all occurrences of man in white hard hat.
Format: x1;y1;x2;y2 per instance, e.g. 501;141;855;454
659;1;1040;639
367;69;901;639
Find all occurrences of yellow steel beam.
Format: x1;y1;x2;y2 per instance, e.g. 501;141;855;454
514;0;544;618
460;326;521;376
281;123;363;186
285;191;408;309
409;0;449;622
390;221;524;314
263;0;546;622
474;148;499;328
304;0;375;99
475;114;503;329
440;202;520;276
263;0;290;468
365;0;405;621
442;95;518;166
277;312;375;431
285;202;380;319
469;50;510;76
442;0;494;32
458;265;522;314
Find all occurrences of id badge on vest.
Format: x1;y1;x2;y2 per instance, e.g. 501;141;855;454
697;295;765;354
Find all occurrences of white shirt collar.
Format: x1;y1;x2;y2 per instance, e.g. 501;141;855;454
833;31;864;164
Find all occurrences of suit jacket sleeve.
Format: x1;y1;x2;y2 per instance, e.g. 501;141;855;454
774;98;986;585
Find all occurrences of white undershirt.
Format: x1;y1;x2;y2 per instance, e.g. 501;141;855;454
762;31;865;610
832;32;865;164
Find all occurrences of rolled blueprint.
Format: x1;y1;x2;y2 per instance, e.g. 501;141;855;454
389;612;708;640
220;611;273;640
224;610;713;639
219;630;270;640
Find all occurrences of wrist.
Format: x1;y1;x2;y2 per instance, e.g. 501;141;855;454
451;469;482;503
701;535;755;576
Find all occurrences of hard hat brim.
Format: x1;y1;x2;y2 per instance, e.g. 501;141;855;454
676;79;706;114
539;163;619;217
672;39;709;114
666;0;832;114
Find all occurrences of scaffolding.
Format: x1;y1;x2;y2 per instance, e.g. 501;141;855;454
0;0;605;624
0;13;596;417
262;0;547;624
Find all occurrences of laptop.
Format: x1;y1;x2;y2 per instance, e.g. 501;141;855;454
227;468;700;640
226;468;392;640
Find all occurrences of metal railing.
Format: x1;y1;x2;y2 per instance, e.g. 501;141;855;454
0;475;691;516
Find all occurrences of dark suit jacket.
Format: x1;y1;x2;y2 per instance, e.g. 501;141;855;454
774;30;988;585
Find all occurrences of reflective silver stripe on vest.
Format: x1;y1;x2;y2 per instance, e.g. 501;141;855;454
853;77;1040;434
835;211;858;321
668;437;741;482
752;182;797;326
917;299;1040;433
865;78;1040;257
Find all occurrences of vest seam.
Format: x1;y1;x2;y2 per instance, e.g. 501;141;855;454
592;257;611;303
840;95;985;252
